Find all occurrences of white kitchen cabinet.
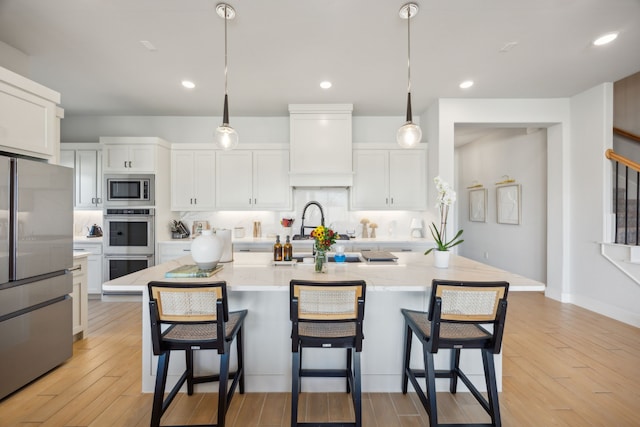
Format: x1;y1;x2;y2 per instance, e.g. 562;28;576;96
0;67;60;160
70;256;88;340
157;241;192;264
102;144;155;172
171;149;216;211
351;148;426;210
289;104;353;187
216;150;290;210
61;144;103;209
73;241;103;296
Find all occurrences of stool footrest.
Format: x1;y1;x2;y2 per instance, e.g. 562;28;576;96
300;368;351;378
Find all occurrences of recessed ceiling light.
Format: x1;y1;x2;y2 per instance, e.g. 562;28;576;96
181;80;195;89
459;80;474;89
320;81;332;89
593;32;618;46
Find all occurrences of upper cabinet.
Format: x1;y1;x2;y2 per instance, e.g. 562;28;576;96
289;104;353;187
171;148;216;211
100;137;171;173
216;149;291;210
0;67;62;160
351;146;427;210
61;143;103;209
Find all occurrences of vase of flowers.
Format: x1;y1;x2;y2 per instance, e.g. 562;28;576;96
424;176;464;268
311;225;338;273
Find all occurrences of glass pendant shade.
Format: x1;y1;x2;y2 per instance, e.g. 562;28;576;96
215;125;238;150
397;122;422;148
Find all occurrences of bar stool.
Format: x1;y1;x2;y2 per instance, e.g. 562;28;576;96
401;279;509;427
147;281;247;427
289;279;367;427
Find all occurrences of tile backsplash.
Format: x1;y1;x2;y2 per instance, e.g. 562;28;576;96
73;189;434;240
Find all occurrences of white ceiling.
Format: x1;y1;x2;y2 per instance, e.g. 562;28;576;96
0;0;639;118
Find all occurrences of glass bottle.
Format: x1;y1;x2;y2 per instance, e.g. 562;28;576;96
283;235;293;261
273;235;283;261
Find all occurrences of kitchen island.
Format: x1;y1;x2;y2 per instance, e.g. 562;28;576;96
103;251;544;394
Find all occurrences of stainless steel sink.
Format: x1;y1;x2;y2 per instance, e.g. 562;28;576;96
291;254;361;263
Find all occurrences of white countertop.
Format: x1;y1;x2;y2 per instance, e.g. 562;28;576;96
103;251;545;293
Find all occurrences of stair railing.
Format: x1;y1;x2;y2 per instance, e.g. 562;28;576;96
606;147;640;244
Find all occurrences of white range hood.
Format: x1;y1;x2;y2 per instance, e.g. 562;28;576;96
289;104;353;187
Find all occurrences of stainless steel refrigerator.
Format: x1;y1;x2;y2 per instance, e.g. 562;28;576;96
0;154;73;400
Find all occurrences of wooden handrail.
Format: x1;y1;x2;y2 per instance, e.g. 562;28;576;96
606;148;640;174
614;127;640;144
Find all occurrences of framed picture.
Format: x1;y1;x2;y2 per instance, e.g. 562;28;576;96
496;184;521;225
469;188;487;222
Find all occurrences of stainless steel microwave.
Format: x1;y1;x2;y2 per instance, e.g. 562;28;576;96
104;174;154;206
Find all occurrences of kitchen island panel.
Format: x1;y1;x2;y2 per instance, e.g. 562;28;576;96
107;252;543;393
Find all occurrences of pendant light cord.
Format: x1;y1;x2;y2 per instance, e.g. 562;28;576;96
407;5;411;94
224;4;228;97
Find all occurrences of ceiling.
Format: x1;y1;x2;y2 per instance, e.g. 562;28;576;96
0;0;639;118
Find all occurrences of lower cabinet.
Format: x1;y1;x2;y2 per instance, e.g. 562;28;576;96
70;256;88;340
73;241;103;296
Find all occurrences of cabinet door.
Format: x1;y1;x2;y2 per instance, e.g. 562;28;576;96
389;150;426;210
103;145;130;171
76;150;101;208
171;151;196;210
129;145;156;172
351;150;389;209
193;152;216;210
86;255;102;295
103;145;155;172
253;150;291;209
216;151;252;209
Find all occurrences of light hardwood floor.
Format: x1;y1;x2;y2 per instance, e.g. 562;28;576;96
0;292;638;426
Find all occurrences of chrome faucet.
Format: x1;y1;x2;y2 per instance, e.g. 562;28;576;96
300;201;325;237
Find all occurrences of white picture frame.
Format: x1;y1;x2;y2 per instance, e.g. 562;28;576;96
496;184;521;225
469;188;487;222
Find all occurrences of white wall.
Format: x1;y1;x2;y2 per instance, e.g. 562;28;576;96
569;84;640;326
456;128;548;282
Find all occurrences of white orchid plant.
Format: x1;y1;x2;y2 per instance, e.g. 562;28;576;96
424;176;464;254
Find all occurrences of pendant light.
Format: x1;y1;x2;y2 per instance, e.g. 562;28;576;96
397;3;422;149
214;3;238;150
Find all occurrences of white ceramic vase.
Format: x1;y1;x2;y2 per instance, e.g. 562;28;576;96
191;229;223;270
433;250;450;268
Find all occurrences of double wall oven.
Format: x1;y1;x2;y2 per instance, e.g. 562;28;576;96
103;174;155;287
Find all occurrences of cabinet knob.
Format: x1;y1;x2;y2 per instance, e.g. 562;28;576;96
194;198;197;204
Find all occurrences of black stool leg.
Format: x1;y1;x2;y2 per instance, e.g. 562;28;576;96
236;326;245;394
151;351;170;427
291;348;301;427
482;349;501;427
424;350;438;426
346;348;353;393
450;348;461;393
353;351;362;427
218;351;230;427
402;322;413;394
186;348;194;395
